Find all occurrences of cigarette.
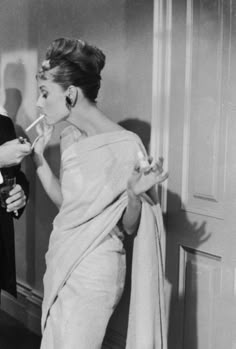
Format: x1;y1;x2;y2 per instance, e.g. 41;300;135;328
137;150;149;169
25;114;45;132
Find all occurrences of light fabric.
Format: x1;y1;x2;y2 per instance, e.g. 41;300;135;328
40;126;167;348
126;194;167;349
41;229;126;349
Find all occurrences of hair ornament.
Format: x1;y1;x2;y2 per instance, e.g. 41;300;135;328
41;59;51;70
77;39;85;47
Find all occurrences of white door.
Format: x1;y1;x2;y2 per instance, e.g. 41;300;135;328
152;1;236;348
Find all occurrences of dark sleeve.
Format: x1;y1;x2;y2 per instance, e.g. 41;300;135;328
0;115;29;219
14;170;30;219
0;114;17;146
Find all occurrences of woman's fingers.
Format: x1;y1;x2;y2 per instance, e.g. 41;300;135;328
143;167;168;186
155;171;169;184
143;167;152;175
33;120;54;152
36;119;53;136
141;159;164;176
43;122;54;142
31;135;41;149
43;119;54;131
135;155;167;179
151;161;164;174
35;123;43;136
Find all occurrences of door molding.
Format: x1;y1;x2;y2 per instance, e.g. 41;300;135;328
151;0;172;213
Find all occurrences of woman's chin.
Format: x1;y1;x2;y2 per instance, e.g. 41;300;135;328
45;117;54;126
45;115;66;126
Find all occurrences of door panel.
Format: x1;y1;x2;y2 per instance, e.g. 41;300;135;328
152;1;236;348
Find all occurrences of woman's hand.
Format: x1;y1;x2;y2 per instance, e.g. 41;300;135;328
6;184;27;213
127;157;168;198
122;156;168;235
32;120;54;155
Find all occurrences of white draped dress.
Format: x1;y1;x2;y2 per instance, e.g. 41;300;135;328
40;126;167;349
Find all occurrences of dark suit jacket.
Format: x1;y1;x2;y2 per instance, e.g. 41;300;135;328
0;114;29;297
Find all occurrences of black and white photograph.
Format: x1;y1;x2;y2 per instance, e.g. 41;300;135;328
0;1;235;349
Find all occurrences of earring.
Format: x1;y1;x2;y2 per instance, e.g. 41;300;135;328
66;96;73;109
66;89;78;109
66;96;72;106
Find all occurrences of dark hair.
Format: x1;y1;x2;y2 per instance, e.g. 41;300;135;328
38;37;106;103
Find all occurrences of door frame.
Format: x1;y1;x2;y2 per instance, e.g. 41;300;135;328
151;0;172;214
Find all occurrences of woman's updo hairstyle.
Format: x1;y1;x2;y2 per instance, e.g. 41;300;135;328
38;37;106;103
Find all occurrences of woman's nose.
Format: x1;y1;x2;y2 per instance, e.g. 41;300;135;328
36;95;44;109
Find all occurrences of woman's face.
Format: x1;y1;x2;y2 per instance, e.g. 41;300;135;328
36;78;69;125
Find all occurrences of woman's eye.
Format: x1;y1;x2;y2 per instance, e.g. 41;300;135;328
42;92;48;98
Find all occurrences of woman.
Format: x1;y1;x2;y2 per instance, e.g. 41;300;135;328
33;37;167;349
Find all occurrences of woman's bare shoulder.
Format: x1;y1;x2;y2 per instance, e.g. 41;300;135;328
60;125;86;153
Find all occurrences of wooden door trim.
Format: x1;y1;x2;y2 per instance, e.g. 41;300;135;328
151;0;172;213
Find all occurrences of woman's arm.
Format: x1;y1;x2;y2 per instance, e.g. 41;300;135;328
33;153;62;209
32;121;62;209
122;189;142;235
122;158;168;235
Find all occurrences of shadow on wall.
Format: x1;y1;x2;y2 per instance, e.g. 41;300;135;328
103;118;210;349
3;62;60;288
165;192;210;349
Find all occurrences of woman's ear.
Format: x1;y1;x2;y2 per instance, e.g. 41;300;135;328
66;86;79;108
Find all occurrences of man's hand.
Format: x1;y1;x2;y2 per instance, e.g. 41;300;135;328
6;184;27;213
0;139;32;167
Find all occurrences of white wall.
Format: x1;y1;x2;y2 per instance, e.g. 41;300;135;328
0;0;154;337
